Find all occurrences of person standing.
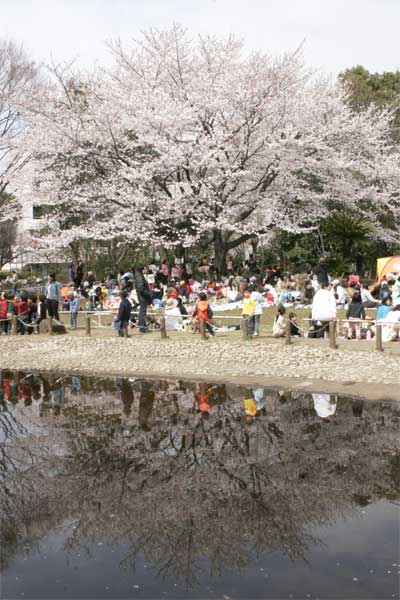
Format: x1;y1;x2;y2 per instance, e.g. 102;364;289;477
117;290;131;337
160;260;169;286
314;257;330;288
242;288;255;337
67;263;75;283
46;273;62;321
9;271;18;294
75;260;84;288
251;284;264;336
135;265;152;333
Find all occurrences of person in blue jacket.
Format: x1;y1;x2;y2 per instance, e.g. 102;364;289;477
117;290;132;337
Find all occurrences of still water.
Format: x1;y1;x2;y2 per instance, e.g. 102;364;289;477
0;370;399;599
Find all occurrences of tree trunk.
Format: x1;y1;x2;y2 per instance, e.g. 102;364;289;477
213;231;228;278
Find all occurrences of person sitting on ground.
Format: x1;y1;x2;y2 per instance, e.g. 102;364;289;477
361;283;379;308
376;295;392;321
289;312;302;337
309;283;337;338
346;292;366;340
27;295;38;334
117;290;131;338
164;297;183;331
392;276;400;306
176;296;188;316
272;306;286;338
379;304;400;342
303;279;315;305
242;288;255;337
332;279;347;307
192;292;214;336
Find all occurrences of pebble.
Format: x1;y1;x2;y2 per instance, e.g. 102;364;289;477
1;336;399;390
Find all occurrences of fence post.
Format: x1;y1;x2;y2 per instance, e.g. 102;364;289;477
242;317;249;341
11;315;18;336
285;321;292;345
48;317;53;336
329;320;337;349
375;323;383;352
85;315;91;335
160;316;168;339
199;318;207;340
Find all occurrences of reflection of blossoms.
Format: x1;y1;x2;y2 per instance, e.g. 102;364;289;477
0;372;399;586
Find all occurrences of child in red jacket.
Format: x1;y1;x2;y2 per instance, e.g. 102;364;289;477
192;292;215;337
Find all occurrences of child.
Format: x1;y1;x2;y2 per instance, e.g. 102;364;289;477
14;292;29;334
272;306;286;338
67;291;79;330
192;292;214;336
27;295;39;334
346;292;366;340
242;288;255;337
250;284;264;336
117;290;132;337
289;312;302;337
38;293;47;324
0;292;8;335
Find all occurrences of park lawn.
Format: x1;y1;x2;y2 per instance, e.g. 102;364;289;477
56;304;347;338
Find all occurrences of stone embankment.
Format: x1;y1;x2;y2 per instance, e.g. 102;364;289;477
1;336;399;400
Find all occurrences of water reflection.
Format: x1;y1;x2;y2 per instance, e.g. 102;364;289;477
0;369;399;598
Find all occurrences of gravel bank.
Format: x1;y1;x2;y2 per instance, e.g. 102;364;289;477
1;336;399;400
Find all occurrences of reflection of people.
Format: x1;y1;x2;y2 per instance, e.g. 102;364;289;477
197;383;214;417
244;387;266;424
139;381;155;430
312;393;337;419
120;379;134;417
49;377;65;415
252;388;266;413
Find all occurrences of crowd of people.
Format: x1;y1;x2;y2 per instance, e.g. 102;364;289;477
1;255;400;342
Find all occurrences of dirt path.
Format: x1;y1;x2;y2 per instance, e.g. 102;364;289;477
1;335;399;401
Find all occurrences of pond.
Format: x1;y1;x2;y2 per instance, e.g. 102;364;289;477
0;370;399;599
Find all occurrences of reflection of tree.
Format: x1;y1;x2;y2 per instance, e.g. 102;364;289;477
1;372;399;588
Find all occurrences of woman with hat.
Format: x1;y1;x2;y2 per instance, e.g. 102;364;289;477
164;297;183;331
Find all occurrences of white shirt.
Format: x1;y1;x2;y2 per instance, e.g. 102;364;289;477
251;291;264;316
311;289;337;321
165;307;183;331
336;285;347;305
361;289;375;304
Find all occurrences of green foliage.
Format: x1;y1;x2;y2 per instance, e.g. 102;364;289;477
340;66;400;141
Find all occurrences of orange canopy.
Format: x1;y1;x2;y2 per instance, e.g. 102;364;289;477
376;256;400;281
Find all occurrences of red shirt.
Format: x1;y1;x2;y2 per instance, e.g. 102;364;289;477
0;299;7;319
14;300;29;315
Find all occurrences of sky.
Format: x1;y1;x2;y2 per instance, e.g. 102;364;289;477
1;0;400;76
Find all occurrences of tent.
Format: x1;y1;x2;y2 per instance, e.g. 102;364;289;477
376;256;400;281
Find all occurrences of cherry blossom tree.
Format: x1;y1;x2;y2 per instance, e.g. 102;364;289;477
21;27;399;272
0;39;40;222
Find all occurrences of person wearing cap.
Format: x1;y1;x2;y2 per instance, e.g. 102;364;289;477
67;291;79;330
117;290;132;337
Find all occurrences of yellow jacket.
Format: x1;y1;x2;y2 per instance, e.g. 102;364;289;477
242;297;255;316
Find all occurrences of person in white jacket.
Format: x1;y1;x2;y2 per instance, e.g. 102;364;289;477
310;284;337;338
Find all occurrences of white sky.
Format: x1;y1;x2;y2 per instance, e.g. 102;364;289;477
1;0;400;75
